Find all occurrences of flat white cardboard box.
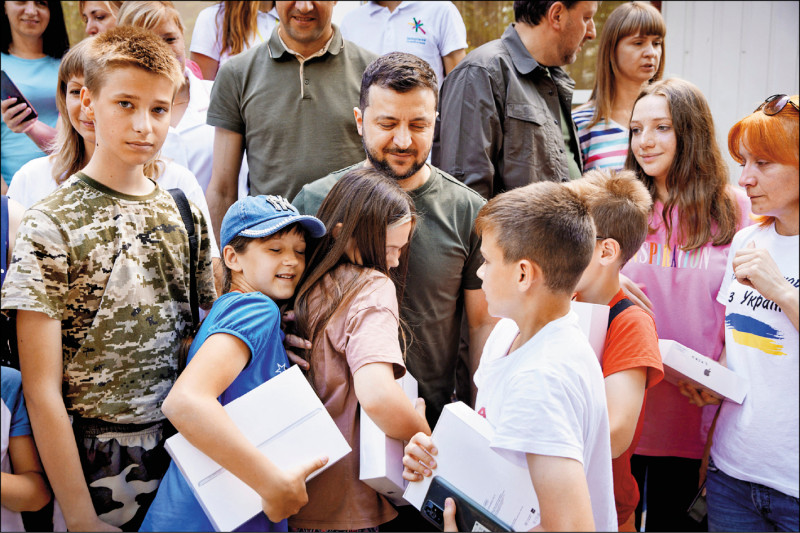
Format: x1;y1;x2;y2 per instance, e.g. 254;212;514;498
403;402;540;531
359;373;418;506
165;365;351;531
659;339;749;404
571;300;610;363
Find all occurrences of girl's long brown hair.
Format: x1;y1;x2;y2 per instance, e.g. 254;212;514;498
219;1;262;58
294;168;416;383
625;78;739;251
584;1;666;129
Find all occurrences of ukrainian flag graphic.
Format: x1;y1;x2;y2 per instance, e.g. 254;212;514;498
726;313;786;356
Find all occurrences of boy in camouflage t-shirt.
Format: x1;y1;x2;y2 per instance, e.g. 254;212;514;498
1;27;215;532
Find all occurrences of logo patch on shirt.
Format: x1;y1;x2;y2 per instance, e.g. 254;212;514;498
726;313;786;356
409;17;426;34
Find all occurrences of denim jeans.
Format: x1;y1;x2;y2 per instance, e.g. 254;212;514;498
707;457;800;532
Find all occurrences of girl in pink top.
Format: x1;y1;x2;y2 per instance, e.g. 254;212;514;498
292;168;431;531
621;78;752;531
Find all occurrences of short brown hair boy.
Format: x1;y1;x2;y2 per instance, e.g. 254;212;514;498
566;169;652;264
475;181;595;294
83;24;183;96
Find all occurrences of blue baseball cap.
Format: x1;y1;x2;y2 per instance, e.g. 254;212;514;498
220;195;326;249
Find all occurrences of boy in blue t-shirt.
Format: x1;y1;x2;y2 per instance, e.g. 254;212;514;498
1;366;52;531
141;195;329;532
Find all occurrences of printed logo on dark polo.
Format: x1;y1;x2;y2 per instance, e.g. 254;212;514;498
726;313;786;356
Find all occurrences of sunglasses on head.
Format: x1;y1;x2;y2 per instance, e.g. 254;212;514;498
754;94;799;116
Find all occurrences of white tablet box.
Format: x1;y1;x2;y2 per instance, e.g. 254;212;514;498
659;339;749;404
403;402;541;531
359;372;418;506
164;364;351;531
571;300;610;363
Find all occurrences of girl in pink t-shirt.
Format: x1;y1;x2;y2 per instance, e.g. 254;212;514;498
621;78;752;531
292;168;431;531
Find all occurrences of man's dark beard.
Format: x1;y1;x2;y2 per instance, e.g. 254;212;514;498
363;136;427;181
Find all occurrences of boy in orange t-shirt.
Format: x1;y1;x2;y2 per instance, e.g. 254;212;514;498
567;169;664;531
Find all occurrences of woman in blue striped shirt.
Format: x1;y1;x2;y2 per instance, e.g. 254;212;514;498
573;2;666;171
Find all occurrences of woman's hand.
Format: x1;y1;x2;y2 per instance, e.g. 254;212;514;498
733;241;800;331
678;381;722;407
1;98;37;134
733;242;791;303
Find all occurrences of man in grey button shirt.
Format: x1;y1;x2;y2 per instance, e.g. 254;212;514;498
433;0;598;199
204;1;376;243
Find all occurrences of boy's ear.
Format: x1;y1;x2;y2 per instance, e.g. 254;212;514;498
80;86;94;121
223;245;243;272
598;238;621;266
517;259;537;292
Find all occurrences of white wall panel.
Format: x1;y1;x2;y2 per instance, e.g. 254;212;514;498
661;1;799;182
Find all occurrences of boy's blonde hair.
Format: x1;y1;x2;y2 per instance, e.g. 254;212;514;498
475;181;596;295
83;25;184;97
50;36;165;183
566;169;653;265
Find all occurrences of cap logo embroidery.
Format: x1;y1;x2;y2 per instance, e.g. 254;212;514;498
265;195;295;212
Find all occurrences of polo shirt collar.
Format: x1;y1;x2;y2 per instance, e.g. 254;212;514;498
368;1;416;14
267;24;344;60
502;23;543;76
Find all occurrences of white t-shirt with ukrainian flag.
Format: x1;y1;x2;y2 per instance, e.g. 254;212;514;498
713;222;799;498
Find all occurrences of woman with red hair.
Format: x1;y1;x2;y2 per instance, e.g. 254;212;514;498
686;95;799;531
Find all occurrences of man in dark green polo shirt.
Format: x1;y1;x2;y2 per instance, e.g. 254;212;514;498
293;52;497;429
205;1;377;243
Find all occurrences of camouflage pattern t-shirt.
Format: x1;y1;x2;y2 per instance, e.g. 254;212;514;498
1;173;217;424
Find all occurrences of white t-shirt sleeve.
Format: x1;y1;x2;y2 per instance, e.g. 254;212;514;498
490;366;585;465
189;4;223;60
160;162;220;258
436;2;468;57
8;156;59;209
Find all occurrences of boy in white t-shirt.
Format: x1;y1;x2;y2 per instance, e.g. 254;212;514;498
403;181;617;531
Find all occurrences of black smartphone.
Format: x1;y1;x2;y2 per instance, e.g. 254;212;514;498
421;476;512;532
686;481;707;523
1;70;38;122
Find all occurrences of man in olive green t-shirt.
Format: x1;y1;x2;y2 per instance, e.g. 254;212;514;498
294;52;497;428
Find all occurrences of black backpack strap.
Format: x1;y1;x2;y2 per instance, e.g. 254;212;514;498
607;298;636;330
168;188;198;327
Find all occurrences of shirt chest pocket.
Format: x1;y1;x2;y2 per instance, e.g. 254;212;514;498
506;103;547;125
504;103;550;163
